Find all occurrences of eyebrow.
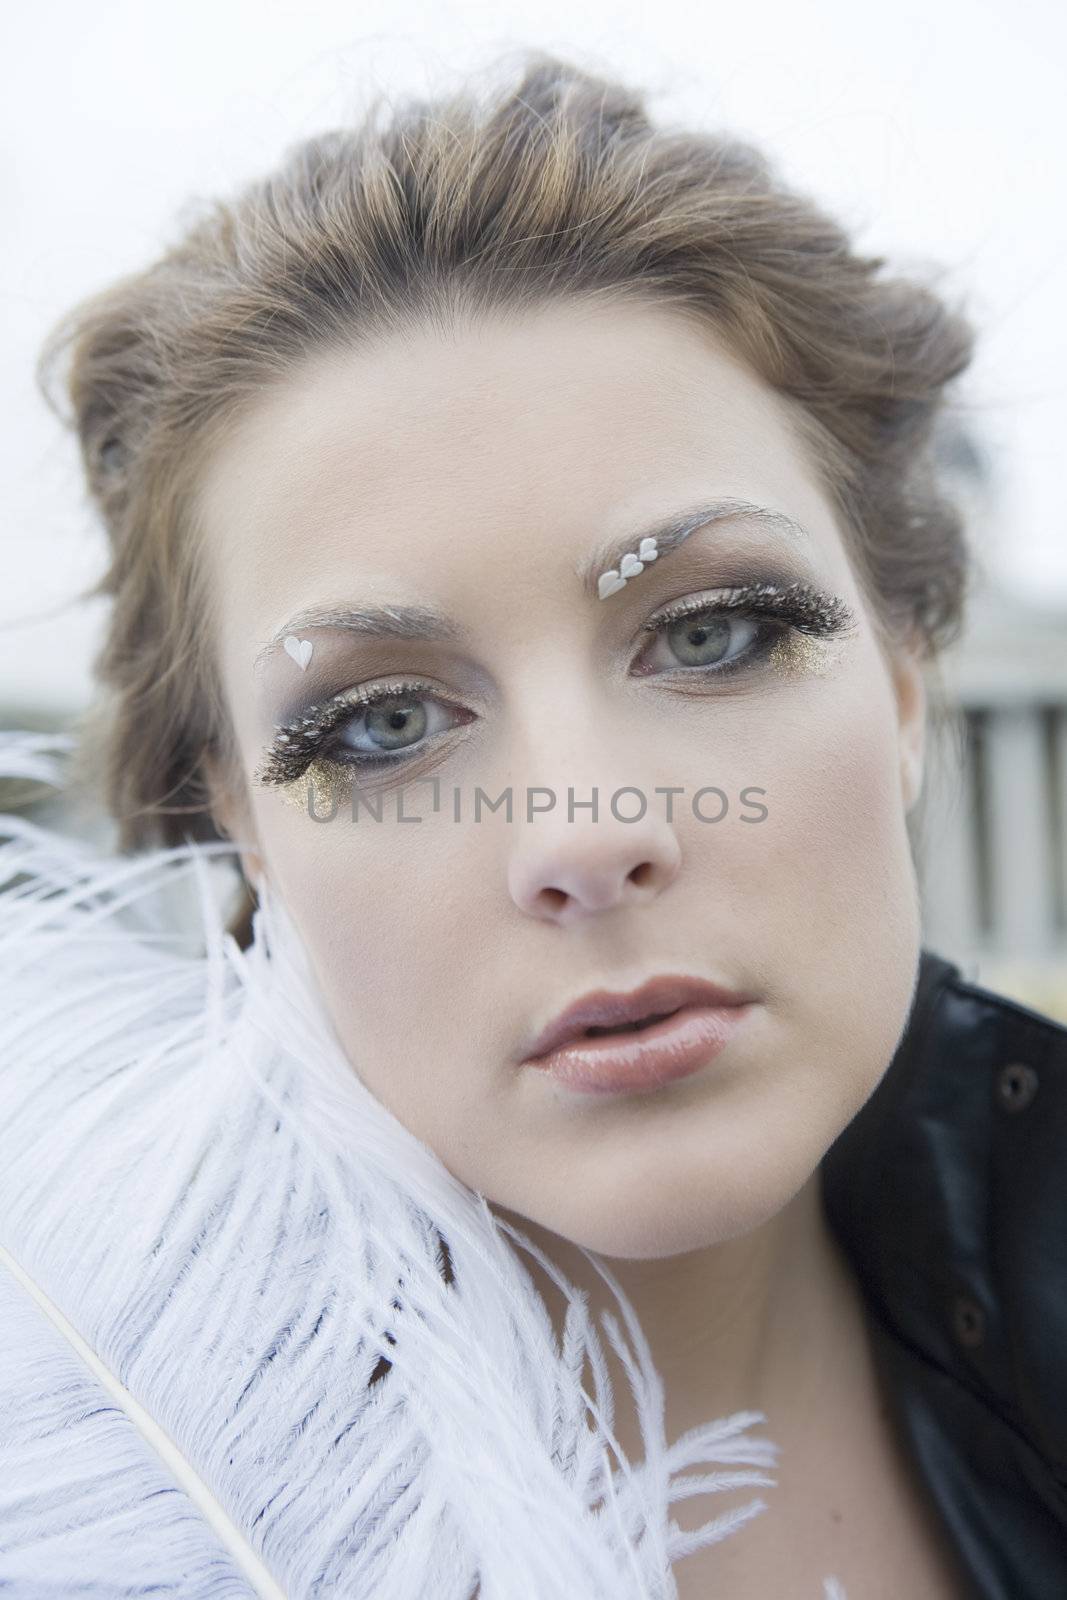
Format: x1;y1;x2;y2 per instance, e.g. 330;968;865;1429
252;497;810;674
253;602;463;676
578;497;810;597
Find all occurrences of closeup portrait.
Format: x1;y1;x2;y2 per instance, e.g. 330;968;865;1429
2;13;1066;1600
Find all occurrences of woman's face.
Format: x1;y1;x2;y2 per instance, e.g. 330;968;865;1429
200;297;926;1259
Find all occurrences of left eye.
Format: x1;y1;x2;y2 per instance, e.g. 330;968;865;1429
637;608;769;674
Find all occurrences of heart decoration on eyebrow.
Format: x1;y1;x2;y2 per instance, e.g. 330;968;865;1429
597;534;659;600
283;635;314;670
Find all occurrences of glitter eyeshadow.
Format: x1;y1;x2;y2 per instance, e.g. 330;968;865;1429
765;630;850;680
273;759;358;816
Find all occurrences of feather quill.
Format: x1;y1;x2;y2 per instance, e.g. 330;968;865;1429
0;728;850;1599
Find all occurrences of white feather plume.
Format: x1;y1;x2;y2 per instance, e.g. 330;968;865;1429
0;727;850;1599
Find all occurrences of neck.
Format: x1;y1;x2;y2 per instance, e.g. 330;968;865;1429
492;1166;868;1461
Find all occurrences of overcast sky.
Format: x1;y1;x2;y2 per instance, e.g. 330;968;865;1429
3;0;1064;714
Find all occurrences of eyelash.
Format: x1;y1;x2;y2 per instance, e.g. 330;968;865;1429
253;579;857;788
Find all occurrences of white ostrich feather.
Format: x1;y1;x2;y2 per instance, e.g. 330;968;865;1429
0;727;850;1599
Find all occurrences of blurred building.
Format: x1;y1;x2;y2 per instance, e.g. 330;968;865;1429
918;420;1067;1022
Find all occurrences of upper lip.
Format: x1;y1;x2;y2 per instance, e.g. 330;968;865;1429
520;973;754;1062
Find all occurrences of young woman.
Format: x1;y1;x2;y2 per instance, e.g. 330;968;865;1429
2;48;1064;1600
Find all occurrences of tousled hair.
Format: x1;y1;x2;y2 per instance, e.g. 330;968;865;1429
37;47;978;949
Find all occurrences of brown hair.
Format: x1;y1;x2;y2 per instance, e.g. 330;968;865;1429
37;47;977;948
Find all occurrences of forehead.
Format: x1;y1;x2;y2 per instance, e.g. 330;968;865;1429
194;297;836;634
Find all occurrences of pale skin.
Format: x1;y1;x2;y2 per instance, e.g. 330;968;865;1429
200;298;970;1596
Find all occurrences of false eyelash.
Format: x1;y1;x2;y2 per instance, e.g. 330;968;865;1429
253;581;859;789
640;579;857;640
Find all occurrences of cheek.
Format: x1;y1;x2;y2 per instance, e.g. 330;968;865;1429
248;792;500;1121
776;680;914;931
717;659;921;1101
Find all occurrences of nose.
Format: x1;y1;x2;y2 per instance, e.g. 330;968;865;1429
507;789;682;926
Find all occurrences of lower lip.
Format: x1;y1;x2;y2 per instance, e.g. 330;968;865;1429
525;1002;753;1096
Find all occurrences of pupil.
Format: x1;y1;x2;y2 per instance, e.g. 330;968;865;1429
366;697;428;751
669;615;731;666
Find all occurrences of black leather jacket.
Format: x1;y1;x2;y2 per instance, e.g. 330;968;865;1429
821;947;1067;1598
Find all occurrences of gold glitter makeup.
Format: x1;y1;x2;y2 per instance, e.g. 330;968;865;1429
765;630;851;681
271;760;358;817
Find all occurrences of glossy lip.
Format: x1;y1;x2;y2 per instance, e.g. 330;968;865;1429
525;1000;755;1096
519;973;756;1063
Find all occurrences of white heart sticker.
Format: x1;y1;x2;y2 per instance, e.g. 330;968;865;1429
283;635;313;670
619;552;645;579
638;536;658;561
598;570;627;599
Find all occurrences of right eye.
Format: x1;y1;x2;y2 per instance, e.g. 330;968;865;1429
255;677;479;791
326;687;473;768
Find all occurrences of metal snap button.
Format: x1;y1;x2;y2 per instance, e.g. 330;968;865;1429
995;1060;1039;1112
952;1294;985;1349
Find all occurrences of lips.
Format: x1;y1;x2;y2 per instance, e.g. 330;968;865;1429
520;973;754;1063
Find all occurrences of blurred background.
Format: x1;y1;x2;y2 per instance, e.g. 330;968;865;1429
2;2;1065;1017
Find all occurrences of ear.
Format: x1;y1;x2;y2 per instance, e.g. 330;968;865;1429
203;749;268;892
888;638;927;814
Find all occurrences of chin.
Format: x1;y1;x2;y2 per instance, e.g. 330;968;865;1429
511;1144;818;1262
